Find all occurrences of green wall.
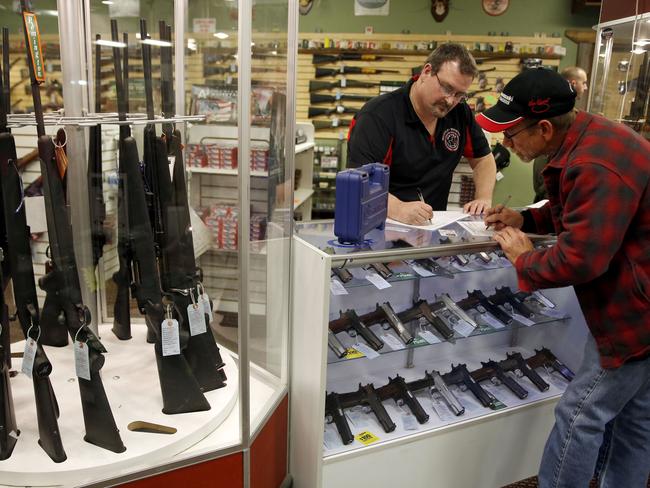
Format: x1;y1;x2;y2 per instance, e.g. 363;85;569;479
300;0;599;207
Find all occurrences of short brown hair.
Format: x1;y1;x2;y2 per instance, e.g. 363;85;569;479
424;43;479;78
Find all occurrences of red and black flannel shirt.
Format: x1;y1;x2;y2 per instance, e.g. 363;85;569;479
517;111;650;368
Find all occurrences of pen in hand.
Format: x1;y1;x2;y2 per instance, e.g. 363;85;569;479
485;194;512;230
417;187;433;225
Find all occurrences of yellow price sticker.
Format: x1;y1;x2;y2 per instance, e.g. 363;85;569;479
355;431;379;445
345;348;364;359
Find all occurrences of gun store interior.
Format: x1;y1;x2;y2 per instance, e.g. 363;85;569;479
0;1;648;488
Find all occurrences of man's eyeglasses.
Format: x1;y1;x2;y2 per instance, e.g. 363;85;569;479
503;121;539;140
434;72;468;103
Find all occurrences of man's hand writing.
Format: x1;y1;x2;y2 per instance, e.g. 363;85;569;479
493;227;534;263
388;199;433;226
484;205;524;230
463;198;491;215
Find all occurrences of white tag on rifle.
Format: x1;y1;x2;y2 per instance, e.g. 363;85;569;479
162;319;181;356
201;293;214;324
74;341;91;381
365;272;391;290
21;338;37;378
187;303;207;336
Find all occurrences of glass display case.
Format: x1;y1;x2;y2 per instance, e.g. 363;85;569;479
289;220;590;488
0;0;294;486
589;10;650;140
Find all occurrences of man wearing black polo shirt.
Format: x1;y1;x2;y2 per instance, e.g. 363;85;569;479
347;43;497;225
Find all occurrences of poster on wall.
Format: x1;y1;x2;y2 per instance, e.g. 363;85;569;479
355;0;390;16
193;18;217;33
109;0;140;17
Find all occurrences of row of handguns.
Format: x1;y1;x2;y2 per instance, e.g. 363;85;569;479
325;348;574;445
328;286;556;358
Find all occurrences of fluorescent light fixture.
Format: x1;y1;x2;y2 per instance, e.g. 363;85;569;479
633;39;650;46
214;32;229;39
95;39;127;48
101;1;114;4
36;9;58;16
77;80;88;86
141;39;172;47
631;48;646;54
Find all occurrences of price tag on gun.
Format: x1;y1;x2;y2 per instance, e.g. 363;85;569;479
73;328;91;381
161;305;181;356
188;290;207;336
21;326;39;379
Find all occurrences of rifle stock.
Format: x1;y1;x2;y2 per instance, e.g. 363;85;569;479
23;4;125;453
0;258;18;460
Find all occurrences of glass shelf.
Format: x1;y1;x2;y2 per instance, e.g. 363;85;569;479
327;306;571;365
330;252;513;290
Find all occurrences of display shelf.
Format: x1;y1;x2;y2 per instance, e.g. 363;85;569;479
1;325;238;487
323;344;568;458
327;313;571;365
295;141;315;153
290;221;590;488
186;166;268;177
299;48;563;60
294;188;315;209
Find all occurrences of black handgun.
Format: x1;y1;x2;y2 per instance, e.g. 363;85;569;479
476;360;528;399
325;392;354;445
380;375;429;424
459;289;513;326
502;352;550;392
443;364;497;410
412;258;454;279
415;300;455;341
527;347;575;382
330;309;384;351
491;286;535;318
356;383;396;433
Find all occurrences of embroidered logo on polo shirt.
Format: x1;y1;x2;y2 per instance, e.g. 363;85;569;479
442;128;460;151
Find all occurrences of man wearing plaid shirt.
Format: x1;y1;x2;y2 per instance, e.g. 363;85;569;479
478;68;650;488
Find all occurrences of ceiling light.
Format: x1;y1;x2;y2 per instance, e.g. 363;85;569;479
631;48;646;54
214;32;229;39
101;1;114;5
633;39;650;46
141;39;172;47
95;39;127;48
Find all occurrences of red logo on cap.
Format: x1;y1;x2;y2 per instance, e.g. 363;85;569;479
528;98;551;113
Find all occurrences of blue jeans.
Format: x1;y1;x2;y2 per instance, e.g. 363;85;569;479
538;334;650;488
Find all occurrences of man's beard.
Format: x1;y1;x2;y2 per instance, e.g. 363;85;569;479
432;102;451;117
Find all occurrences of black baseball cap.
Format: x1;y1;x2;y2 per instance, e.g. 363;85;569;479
476;68;577;132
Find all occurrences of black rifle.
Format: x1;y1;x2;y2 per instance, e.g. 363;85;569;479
473;360;528;399
310;93;373;104
313;119;353;130
315;66;400;78
443;363;497;409
308;105;359;118
527;347;575;382
309;79;380;92
627;51;649;121
329;309;384;352
88;35;106;271
113;19;212;414
0;249;18;460
458;289;513;326
22;2;125;453
110;22;134;341
379;375;429;424
490;286;535;319
155;20;227;390
312;53;404;65
502;352;550;392
0;58;66;460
